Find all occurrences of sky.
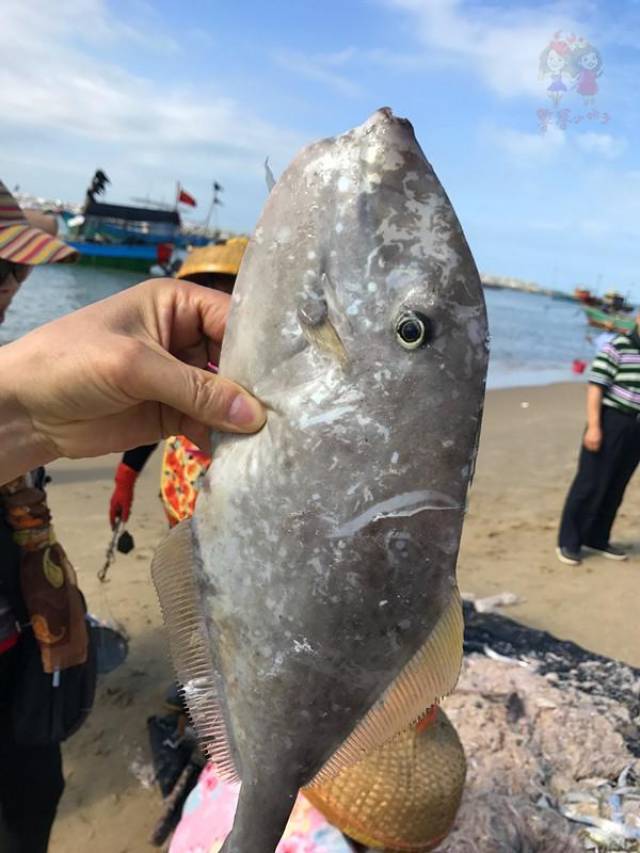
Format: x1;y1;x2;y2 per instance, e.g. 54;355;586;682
2;0;639;295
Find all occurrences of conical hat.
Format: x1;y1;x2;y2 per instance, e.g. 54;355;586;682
304;707;466;852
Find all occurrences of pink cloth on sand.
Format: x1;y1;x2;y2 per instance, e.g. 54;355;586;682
169;763;354;853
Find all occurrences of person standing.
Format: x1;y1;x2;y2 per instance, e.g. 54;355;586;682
557;313;640;565
0;181;86;852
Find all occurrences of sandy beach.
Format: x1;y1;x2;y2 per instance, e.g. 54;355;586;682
45;381;640;853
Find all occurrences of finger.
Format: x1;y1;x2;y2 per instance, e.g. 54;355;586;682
169;283;231;352
133;347;265;433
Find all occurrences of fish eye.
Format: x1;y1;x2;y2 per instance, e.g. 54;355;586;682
395;311;429;350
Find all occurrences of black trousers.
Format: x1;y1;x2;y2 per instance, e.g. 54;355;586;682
0;645;65;853
559;406;640;552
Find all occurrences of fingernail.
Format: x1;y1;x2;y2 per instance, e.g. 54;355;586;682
227;394;265;429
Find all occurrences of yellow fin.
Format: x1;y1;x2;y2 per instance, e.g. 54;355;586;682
151;519;239;782
303;318;348;366
308;588;464;788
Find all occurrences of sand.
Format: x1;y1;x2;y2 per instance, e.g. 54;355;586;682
44;382;640;853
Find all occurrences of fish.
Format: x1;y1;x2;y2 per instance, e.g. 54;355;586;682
152;107;489;852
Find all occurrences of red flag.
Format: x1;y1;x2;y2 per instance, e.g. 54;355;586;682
178;188;197;207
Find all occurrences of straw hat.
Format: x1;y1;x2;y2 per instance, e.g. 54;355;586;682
303;707;466;852
176;236;249;282
0;181;77;265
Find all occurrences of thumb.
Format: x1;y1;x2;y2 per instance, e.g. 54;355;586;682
133;346;266;434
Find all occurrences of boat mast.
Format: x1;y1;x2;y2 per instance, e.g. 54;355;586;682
204;181;223;237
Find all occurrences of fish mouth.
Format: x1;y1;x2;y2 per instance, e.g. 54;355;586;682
330;490;462;538
362;106;415;137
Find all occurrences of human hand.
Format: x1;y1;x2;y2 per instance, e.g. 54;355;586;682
109;463;138;528
0;279;265;482
583;425;602;452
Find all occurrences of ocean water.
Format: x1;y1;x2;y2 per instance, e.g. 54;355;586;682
1;265;596;389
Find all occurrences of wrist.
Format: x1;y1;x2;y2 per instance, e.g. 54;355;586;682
0;344;57;484
115;462;139;488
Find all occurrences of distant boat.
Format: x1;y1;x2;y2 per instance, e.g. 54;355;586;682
583;305;636;333
575;287;634;314
574;287;600;306
551;290;579;303
67;170;183;272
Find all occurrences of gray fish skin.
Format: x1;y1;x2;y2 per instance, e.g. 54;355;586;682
191;108;488;851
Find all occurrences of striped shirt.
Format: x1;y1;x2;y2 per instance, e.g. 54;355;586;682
589;331;640;414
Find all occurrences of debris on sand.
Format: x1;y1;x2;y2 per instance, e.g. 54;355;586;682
437;648;640;851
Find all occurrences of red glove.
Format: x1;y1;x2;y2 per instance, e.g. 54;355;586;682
109;463;138;528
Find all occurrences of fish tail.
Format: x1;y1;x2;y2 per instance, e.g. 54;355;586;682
220;777;299;853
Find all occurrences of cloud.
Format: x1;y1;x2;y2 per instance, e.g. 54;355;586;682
574;131;627;159
0;0;303;226
273;49;362;96
485;124;566;164
382;0;585;97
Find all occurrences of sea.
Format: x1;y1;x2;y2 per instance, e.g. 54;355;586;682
0;265;597;390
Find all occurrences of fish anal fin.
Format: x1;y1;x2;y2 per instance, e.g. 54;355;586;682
151;519;239;783
307;588;464;788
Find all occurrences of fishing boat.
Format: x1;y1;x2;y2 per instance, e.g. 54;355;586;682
574;287;600;306
575;287;634;313
67;170;186;272
551;290;580;303
582;304;636;333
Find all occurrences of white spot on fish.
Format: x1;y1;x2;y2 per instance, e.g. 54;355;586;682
362;145;378;164
337;176;351;192
331;490;463;538
335;222;344;234
379;600;388;607
391;452;399;464
276;225;292;243
298;404;357;429
307;250;316;260
367;281;377;293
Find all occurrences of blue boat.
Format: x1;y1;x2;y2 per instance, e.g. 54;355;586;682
69;170;183;272
67;241;160;272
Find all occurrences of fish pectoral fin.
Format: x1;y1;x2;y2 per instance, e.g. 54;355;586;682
151;519;239;782
307;588;464;788
303;318;348;366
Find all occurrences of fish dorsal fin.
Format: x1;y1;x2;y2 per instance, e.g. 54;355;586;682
264;156;276;192
307;588;464;788
151;519;239;782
